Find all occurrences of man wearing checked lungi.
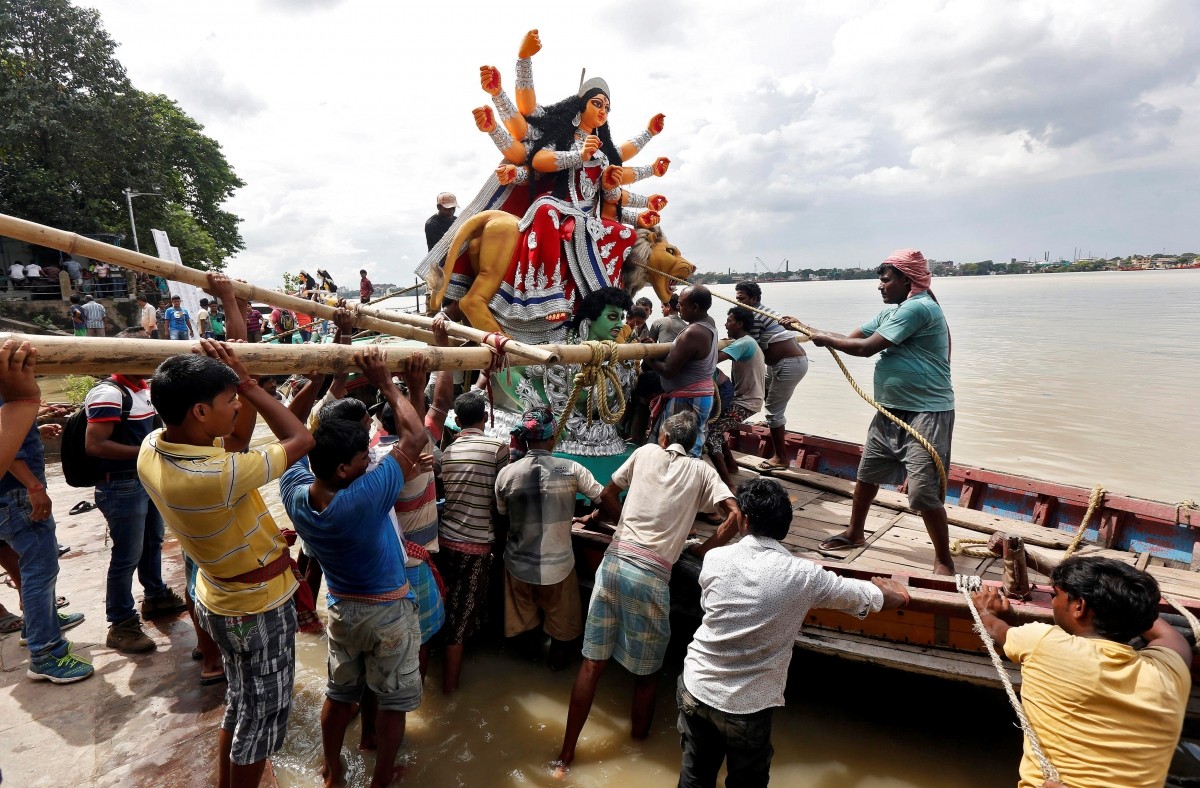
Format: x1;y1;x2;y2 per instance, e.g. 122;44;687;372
556;410;741;773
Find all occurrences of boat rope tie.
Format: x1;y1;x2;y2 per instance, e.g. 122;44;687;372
553;340;626;443
630;259;947;499
956;574;1061;785
481;331;512;427
1176;499;1198;527
1061;484;1107;560
950;536;994;558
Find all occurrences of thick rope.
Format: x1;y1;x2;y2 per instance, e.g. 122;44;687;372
1164;595;1200;654
553;340;626;443
1176;499;1198;527
1061;484;1107;560
481;331;511;427
630;260;947;498
956;575;1061;785
950;536;994;558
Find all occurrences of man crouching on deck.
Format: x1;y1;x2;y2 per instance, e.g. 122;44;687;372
557;410;741;772
678;478;910;787
810;249;956;575
971;556;1191;788
280;347;432;788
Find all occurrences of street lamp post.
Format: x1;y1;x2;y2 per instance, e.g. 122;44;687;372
123;187;163;253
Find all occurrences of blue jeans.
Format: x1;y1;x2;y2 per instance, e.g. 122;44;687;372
169;329;189;340
677;677;774;788
95;478;168;623
0;489;63;658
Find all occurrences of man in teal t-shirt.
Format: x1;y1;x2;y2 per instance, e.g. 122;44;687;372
810;249;955;575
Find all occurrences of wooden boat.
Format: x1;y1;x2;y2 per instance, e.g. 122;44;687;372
569;423;1200;735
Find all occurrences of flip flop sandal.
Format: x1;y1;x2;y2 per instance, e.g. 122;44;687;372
56;596;69;609
200;671;227;686
68;501;95;516
756;460;790;472
819;535;865;552
57;544;71;557
192;647;203;660
0;613;23;634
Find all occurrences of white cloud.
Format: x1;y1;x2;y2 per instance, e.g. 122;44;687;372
83;0;1200;284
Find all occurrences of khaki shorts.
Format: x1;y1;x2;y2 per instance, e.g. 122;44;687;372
326;597;422;712
857;409;954;511
503;568;583;641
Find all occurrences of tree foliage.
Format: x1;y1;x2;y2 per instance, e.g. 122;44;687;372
0;0;244;269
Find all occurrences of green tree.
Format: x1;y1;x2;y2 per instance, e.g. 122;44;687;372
0;0;244;269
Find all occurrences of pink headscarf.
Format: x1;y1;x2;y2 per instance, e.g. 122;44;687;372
882;249;931;296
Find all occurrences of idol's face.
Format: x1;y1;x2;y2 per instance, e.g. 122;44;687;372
581;93;610;130
588;303;625;340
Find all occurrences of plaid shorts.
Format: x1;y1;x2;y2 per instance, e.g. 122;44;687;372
195;597;297;766
705;404;753;455
582;555;671;675
436;548;492;645
405;561;445;644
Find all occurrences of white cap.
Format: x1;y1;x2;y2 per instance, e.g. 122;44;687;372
436;192;457;209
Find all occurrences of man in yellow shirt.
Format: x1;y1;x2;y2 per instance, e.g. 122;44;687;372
138;340;314;787
972;556;1191;788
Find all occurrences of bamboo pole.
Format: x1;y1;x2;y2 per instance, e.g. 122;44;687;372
1;332;674;375
0;213;556;364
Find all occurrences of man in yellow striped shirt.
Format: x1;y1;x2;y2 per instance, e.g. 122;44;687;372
138;340;314;787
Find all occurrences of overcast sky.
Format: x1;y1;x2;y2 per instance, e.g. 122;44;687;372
84;0;1200;287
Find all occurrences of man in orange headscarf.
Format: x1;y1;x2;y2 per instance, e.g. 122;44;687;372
810;250;956;575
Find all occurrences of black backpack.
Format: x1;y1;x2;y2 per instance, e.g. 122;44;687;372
61;380;132;488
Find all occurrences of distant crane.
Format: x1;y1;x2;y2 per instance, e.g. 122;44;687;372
754;256;790;275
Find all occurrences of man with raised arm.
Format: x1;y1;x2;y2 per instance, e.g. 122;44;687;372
643;285;719;458
138;340;315;788
971;556;1190;788
810;250;956;575
677;477;910;787
280;347;432;788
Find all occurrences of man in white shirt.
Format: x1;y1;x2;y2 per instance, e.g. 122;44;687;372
137;294;158;338
558;410;741;772
677;477;910;787
24;262;43;278
8;262;25;282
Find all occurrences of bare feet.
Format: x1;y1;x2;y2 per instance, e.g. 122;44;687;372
933;561;955;576
358;735;378;752
552;756;571;780
369;764;407;788
321;761;343;788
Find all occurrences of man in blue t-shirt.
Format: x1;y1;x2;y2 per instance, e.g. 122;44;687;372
811;249;956;575
164;295;194;340
278;346;432;788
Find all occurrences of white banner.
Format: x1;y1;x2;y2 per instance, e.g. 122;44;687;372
150;229;204;338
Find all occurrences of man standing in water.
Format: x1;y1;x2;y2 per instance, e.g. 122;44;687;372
810;250;956;575
557;411;740;773
677;477;910;787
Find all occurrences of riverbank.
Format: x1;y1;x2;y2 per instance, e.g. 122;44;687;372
0;460;264;786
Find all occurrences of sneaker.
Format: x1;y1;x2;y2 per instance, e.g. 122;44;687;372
106;616;156;654
140;588;188;620
27;643;94;684
19;611;85;647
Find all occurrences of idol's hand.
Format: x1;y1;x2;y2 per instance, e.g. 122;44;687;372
653;157;670;177
601;166;623;191
647;194;667;212
519;29;542;59
636;211;660;229
496;164;518;185
479;65;501;96
648;113;665;135
473;106;496;133
581;135;601;162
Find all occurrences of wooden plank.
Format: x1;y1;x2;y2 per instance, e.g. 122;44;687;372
734;452;1075;549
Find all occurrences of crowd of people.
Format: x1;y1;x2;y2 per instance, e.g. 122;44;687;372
0;250;1191;788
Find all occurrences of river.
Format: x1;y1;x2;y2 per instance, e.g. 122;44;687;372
706;269;1200;504
272;270;1199;786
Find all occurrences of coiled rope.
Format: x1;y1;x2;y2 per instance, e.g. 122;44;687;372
553;340;626;443
956;575;1061;785
629;260;947;498
950;537;994;558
